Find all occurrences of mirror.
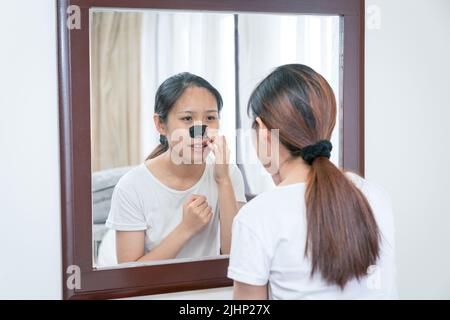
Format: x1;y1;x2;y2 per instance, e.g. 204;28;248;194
89;8;341;269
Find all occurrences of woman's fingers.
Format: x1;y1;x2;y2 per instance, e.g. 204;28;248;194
196;202;208;213
200;205;213;220
203;205;212;214
186;194;199;203
207;135;230;164
206;141;218;156
188;195;206;208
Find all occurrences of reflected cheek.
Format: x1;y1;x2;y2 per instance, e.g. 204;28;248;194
251;132;262;159
256;138;273;167
207;121;219;130
166;127;190;146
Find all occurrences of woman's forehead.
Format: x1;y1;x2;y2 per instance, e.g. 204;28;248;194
175;108;218;114
173;87;218;113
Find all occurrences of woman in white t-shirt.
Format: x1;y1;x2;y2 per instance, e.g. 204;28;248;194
102;72;246;266
228;64;397;299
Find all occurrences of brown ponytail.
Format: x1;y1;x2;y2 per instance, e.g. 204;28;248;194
248;64;380;289
146;141;168;160
306;157;380;288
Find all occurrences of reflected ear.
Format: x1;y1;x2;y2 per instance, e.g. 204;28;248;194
255;117;271;142
255;117;267;130
153;114;167;136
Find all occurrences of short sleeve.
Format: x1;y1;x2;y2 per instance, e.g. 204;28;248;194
229;164;247;203
105;185;147;231
227;219;270;286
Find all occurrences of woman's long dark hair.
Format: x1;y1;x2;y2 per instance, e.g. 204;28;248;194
248;64;380;289
146;72;223;160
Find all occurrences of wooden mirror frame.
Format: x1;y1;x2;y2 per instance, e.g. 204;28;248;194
57;0;365;300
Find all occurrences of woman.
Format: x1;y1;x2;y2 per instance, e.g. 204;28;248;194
228;64;396;299
102;72;246;265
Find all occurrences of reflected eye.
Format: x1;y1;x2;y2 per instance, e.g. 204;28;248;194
207;116;217;121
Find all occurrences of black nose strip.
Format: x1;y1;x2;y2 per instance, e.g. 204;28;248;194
189;125;208;138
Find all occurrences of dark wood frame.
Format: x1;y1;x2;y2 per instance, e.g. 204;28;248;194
57;0;365;300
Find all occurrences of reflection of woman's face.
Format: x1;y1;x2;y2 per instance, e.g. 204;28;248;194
166;86;220;164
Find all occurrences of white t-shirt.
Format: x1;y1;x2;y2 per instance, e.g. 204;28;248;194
101;159;246;266
228;172;397;299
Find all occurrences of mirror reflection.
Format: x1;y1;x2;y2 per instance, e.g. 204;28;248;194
90;9;341;269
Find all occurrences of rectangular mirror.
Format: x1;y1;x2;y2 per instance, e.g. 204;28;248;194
91;9;341;269
58;0;364;299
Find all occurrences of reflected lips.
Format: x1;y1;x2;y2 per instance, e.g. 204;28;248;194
189;125;209;151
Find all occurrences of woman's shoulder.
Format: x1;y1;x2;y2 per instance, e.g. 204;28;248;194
114;163;148;193
344;171;392;204
345;171;394;230
344;172;395;250
235;183;306;226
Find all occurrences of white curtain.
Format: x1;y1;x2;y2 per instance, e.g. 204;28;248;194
90;12;143;172
237;14;341;194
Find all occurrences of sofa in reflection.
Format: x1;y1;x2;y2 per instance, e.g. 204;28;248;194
92;166;134;266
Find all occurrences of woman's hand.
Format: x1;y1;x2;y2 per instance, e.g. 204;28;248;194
180;194;213;237
207;135;231;184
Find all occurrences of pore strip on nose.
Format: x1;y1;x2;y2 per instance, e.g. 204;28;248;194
189;125;208;139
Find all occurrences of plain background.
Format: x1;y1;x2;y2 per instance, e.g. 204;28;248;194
0;0;449;299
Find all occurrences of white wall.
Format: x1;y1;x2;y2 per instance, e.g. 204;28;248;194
365;0;450;299
0;0;449;299
0;0;62;299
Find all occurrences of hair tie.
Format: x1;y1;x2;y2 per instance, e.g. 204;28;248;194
159;135;168;145
296;140;332;165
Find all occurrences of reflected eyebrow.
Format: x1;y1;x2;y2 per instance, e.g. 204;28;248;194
177;109;218;114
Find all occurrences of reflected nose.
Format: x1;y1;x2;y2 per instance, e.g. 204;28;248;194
189;124;208;139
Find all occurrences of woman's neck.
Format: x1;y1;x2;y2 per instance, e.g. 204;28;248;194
277;156;310;186
160;150;206;180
